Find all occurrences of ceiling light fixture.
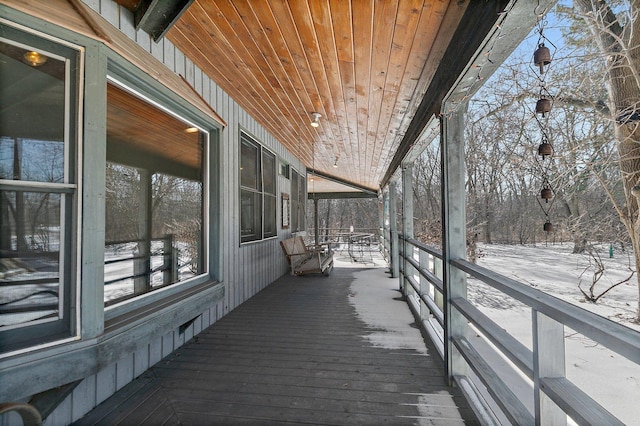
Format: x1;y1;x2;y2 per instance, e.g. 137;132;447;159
333;157;338;168
23;51;47;67
310;112;321;127
185;127;199;133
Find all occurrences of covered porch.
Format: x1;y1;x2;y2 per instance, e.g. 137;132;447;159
1;0;639;425
73;264;478;425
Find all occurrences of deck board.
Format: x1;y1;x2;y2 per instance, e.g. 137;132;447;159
75;267;478;425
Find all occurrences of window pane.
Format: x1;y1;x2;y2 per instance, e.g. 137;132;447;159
241;138;259;190
264;194;276;238
104;83;206;305
0;138;65;183
241;190;262;242
262;150;276;195
151;173;203;285
104;164;141;303
0;190;61;327
0;26;78;352
299;175;306;230
0;41;66;183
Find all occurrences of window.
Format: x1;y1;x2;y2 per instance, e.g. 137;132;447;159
279;162;290;178
0;24;81;352
103;82;207;305
240;134;276;243
290;169;306;232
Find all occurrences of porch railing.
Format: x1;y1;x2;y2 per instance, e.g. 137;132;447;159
308;228;382;264
104;234;179;304
307;227;380;244
395;233;639;425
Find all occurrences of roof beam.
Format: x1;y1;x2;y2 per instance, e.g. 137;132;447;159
135;0;194;42
307;168;378;196
307;192;378;200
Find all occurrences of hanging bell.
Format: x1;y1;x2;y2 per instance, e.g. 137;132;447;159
541;187;553;203
536;97;552;116
538;142;553;158
543;220;553;233
534;43;551;74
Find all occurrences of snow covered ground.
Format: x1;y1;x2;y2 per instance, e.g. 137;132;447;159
474;242;640;425
475;243;639;331
345;242;640;424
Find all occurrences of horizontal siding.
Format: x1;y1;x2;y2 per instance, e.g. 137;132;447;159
40;0;305;423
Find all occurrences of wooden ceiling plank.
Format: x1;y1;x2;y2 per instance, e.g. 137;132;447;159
218;0;330;154
328;0;357;176
351;0;374;184
330;0;354;64
378;0;465;183
169;22;308;164
368;0;425;185
245;0;341;168
380;0;448;178
197;1;302;132
304;0;352;172
285;0;349;170
234;2;315;131
336;60;359;178
172;3;298;157
265;0;343;169
384;0;424;94
366;0;398;186
381;0;476;186
376;0;430;179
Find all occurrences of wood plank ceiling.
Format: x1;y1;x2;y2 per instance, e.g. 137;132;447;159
118;0;469;191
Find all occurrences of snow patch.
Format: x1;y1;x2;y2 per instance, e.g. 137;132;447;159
348;268;428;354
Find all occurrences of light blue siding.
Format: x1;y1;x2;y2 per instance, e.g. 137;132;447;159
0;1;303;422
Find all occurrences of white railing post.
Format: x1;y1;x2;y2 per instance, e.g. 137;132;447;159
533;309;566;426
441;104;468;381
433;255;444;311
382;188;391;265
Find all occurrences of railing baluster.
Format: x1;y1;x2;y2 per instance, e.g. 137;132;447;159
433;254;444;312
419;248;430;322
532;309;567;426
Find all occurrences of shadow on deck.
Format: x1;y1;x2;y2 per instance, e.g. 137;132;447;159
75;266;478;425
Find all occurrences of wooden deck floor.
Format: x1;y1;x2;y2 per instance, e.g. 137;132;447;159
75;267;478;425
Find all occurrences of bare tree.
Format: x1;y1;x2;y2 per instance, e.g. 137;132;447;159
571;0;640;320
578;243;635;302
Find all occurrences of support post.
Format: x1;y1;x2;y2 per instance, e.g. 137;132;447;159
389;181;399;280
402;164;414;298
163;234;178;284
533;310;566;426
378;193;384;252
382;190;390;262
135;169;152;293
441;103;468;383
314;197;319;247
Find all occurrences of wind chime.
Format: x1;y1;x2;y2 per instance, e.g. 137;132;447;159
533;20;556;235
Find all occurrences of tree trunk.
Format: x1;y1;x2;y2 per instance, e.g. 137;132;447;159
575;0;640;321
